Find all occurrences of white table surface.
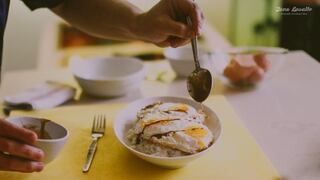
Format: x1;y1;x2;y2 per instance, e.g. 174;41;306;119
1;51;320;180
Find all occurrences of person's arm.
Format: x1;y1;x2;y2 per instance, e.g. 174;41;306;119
52;0;204;47
0;119;44;172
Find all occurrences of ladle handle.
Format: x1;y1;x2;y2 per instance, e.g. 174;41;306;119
186;16;201;70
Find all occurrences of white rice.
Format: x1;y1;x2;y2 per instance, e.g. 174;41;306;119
126;128;187;157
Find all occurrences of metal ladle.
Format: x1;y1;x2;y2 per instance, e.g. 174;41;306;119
186;17;212;102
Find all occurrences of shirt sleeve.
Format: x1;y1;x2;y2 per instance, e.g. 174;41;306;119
22;0;65;11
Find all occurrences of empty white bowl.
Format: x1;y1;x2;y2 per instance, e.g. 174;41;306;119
164;46;212;77
8;116;69;164
114;96;222;169
70;56;145;97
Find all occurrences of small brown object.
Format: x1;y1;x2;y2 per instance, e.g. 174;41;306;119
23;119;52;139
254;53;270;72
247;66;265;84
223;55;267;86
223;59;256;84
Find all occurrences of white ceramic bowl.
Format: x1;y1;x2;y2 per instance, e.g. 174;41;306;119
164;46;212;77
211;46;287;88
70;56;145;97
114;96;222;169
8;116;69;164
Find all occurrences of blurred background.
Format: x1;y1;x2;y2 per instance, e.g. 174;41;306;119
2;0;319;72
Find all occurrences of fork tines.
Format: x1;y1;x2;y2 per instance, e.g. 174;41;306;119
92;115;106;134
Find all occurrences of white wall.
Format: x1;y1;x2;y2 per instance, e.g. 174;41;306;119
2;0;59;72
2;0;230;72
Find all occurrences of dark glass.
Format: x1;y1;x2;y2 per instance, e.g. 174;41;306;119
280;2;320;62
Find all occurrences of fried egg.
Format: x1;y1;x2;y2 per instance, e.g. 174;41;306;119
134;102;205;134
127;102;214;156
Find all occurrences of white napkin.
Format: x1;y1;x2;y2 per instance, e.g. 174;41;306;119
4;81;76;110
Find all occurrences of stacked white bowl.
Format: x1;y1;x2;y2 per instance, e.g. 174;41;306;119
70;56;145;97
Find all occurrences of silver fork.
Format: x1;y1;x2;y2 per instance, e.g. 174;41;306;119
82;115;106;173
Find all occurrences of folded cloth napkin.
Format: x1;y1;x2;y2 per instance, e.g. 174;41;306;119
3;81;76;114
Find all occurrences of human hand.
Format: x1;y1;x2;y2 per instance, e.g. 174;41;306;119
134;0;204;47
0;119;44;172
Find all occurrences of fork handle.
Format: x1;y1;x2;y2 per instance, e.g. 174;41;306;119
82;138;98;173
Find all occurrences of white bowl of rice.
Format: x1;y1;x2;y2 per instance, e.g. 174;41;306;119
113;96;222;168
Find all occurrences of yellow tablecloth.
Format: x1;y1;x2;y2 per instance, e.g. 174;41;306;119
0;96;280;180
